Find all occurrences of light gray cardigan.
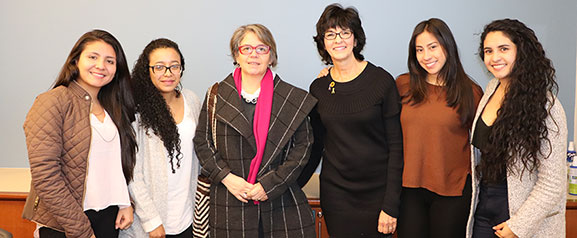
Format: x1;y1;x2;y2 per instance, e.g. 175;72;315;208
120;89;201;237
466;78;568;238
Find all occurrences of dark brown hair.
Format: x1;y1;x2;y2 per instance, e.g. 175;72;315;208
313;3;366;65
404;18;478;128
477;19;558;184
53;29;136;183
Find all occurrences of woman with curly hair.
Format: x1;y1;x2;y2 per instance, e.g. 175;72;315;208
466;19;567;238
22;29;136;238
395;18;483;238
121;39;201;238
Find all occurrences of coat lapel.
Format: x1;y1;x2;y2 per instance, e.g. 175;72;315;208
258;77;317;175
215;74;256;150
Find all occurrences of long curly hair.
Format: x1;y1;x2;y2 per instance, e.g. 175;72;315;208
405;18;477;128
53;29;137;184
477;19;558;184
132;38;185;173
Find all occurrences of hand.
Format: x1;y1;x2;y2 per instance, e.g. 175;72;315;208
377;210;397;234
317;67;331;78
222;173;254;203
149;225;166;238
493;222;518;238
90;235;96;238
115;206;134;230
247;182;268;201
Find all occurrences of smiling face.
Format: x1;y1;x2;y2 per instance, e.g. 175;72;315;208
76;40;116;94
149;47;182;95
235;32;272;78
323;26;356;63
483;31;517;81
415;30;447;80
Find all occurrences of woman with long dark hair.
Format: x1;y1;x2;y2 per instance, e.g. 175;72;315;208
395;18;483;237
299;4;403;237
22;29;136;238
121;39;201;238
466;19;567;238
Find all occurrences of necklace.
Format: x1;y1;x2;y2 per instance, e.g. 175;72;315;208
92;125;118;143
241;88;260;104
91;113;118;143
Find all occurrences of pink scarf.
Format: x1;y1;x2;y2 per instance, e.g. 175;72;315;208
233;67;273;191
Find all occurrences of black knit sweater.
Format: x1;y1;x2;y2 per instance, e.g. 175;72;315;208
299;62;404;236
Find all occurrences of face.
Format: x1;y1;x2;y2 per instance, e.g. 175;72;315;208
76;40;116;93
483;31;517;81
235;32;272;78
415;31;447;78
323;26;355;62
148;47;182;95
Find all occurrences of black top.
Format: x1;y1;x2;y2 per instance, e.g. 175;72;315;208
472;116;506;184
472;117;491;152
240;95;256;126
298;62;403;237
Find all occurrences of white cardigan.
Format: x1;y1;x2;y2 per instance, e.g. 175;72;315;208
466;78;568;238
120;89;201;237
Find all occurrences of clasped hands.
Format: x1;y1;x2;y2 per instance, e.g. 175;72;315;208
222;173;268;203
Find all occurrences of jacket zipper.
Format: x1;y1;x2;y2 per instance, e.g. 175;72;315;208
81;97;92;208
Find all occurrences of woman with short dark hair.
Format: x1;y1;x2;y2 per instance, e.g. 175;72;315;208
299;4;403;237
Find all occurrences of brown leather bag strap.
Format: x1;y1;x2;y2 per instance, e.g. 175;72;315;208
206;82;219;149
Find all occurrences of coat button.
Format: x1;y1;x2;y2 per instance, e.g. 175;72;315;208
84;95;90;100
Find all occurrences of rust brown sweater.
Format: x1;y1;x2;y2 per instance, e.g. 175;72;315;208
396;74;482;196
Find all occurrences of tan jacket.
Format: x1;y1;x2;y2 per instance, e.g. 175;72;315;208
22;82;95;238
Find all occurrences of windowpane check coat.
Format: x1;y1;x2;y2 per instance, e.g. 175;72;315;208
193;74;317;238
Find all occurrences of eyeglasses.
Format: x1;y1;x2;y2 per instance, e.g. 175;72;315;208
238;44;270;55
324;30;353;40
149;64;182;75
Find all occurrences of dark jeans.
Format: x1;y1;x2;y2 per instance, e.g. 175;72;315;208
397;175;472;238
472;180;509;238
166;224;193;238
39;206;119;238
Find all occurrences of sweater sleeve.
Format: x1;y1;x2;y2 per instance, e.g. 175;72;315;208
127;119;163;233
193;91;232;184
380;76;404;218
23;92;94;238
506;99;567;237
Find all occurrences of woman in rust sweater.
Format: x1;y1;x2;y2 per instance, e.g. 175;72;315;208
395;18;482;238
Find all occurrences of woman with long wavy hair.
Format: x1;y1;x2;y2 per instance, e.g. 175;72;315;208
466;19;567;238
22;29;136;238
121;39;201;238
396;18;483;238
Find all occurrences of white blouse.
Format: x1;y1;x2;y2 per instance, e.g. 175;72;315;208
83;110;130;211
165;95;196;234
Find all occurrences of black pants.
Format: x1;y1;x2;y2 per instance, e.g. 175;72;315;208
397;175;472;238
472;181;509;238
166;224;193;238
39;206;119;238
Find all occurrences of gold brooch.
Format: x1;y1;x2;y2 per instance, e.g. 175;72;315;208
328;81;335;94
